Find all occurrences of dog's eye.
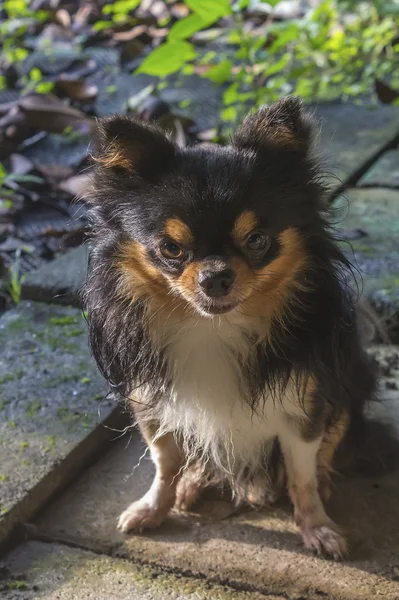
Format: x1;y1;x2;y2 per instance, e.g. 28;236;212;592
246;232;270;253
160;240;183;260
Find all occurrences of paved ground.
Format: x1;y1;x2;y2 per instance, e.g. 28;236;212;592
1;99;399;599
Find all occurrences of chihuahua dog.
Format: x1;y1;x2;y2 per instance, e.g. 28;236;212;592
84;97;376;560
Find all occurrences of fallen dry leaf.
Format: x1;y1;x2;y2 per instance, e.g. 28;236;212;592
197;129;218;141
36;163;74;186
113;25;148;42
120;39;144;66
55;78;98;102
17;93;95;134
375;79;399;104
9;154;34;176
58;173;91;196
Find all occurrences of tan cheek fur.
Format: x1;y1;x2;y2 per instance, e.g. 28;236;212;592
241;227;308;322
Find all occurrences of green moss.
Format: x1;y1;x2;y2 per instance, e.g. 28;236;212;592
26;399;42;417
92;393;103;402
67;328;85;337
20;441;29;451
44;434;56;452
6;318;26;334
0;473;8;482
7;580;27;590
44;373;80;388
80;376;91;384
0;395;8;411
21;459;30;466
0;373;14;384
0;368;25;383
49;316;78;326
57;406;69;418
8;420;16;429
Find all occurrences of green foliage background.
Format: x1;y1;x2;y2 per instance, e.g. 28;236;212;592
135;0;399;125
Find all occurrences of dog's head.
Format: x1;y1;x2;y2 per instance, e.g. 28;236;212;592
87;97;324;319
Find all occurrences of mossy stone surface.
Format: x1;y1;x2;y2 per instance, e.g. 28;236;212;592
358;148;399;188
335;187;399;329
0;301;116;545
1;541;274;599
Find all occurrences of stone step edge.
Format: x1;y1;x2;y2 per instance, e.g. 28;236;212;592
0;405;127;551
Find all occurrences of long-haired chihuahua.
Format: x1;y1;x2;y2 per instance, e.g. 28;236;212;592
83;97;376;560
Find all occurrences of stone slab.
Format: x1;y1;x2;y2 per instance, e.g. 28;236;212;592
357;148;399;188
0;301;121;546
335;187;399;333
0;541;277;600
21;245;88;306
315;103;399;191
34;348;399;600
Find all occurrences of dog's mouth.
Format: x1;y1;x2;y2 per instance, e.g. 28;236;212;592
195;297;240;316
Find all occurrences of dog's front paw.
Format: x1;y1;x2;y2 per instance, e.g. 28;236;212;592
117;499;168;533
301;524;347;560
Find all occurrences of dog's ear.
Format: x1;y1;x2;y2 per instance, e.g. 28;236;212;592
233;96;313;153
93;116;177;178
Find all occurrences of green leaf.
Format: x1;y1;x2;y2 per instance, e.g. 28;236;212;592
36;81;54;94
186;0;231;21
221;106;237;122
223;82;239;105
136;42;197;77
102;0;140;15
29;68;42;82
268;23;300;53
169;13;211;41
0;163;7;181
203;59;232;84
263;53;289;77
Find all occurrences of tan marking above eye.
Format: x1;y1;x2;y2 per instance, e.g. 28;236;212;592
164;218;193;246
232;210;258;243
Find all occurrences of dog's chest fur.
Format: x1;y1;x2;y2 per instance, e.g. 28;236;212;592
142;313;304;476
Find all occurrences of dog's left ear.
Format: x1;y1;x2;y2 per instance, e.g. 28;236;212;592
233;96;313;153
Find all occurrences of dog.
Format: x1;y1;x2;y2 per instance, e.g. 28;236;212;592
83;96;376;560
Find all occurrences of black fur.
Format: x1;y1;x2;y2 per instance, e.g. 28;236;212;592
83;97;376;438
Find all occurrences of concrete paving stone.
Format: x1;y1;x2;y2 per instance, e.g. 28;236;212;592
0;301;120;546
315;103;399;190
335;188;399;331
0;541;277;600
21;245;88;306
357;148;399;188
34;350;399;600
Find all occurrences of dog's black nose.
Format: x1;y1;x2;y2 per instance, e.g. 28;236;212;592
198;269;235;297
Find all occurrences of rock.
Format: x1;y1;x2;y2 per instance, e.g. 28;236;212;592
0;301;122;546
21;245;88;307
358;148;399;188
334;188;399;336
0;541;274;599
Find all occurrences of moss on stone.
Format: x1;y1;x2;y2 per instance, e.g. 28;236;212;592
26;399;42;417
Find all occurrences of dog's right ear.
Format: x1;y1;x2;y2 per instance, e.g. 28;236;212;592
93;116;177;179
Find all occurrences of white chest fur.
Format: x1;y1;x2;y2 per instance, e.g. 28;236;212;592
145;313;302;478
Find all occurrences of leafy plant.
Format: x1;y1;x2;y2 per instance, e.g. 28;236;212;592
136;0;399;130
8;249;26;305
